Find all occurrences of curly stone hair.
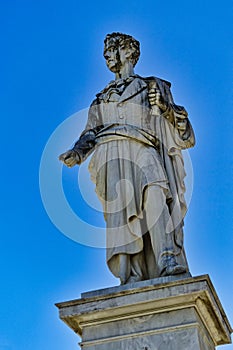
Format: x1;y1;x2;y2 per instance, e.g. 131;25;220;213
104;32;140;67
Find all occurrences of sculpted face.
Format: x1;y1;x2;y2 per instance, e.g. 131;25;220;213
104;42;134;73
104;42;120;73
104;33;140;74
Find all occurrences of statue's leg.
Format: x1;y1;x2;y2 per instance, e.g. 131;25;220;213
118;254;130;285
127;251;148;283
118;252;148;284
144;185;187;277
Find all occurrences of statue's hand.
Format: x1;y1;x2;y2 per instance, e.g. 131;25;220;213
148;87;168;112
59;150;81;167
176;118;187;132
175;117;188;137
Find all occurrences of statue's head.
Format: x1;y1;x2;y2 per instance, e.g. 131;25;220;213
103;32;140;72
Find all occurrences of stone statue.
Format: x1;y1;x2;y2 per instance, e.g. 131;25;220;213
59;33;195;284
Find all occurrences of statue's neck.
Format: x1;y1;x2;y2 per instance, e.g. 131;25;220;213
115;62;135;80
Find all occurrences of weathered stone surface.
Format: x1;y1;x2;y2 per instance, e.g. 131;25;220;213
59;33;195;284
56;275;232;349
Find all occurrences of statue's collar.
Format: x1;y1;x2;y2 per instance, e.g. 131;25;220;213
96;75;147;103
99;74;139;95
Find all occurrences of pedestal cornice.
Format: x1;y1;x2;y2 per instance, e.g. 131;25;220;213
56;275;232;348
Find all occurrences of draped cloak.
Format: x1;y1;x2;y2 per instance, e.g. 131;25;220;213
73;75;195;279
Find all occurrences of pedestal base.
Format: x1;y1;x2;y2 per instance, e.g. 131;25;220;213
56;275;232;349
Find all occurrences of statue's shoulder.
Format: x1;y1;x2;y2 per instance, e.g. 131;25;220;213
96;80;115;96
138;75;171;88
90;97;98;106
88;97;100;110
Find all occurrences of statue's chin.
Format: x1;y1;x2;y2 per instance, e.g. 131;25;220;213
108;68;118;73
106;64;119;73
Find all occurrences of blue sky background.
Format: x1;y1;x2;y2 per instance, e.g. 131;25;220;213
1;0;232;349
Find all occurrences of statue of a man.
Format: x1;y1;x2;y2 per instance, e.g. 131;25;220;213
59;33;195;284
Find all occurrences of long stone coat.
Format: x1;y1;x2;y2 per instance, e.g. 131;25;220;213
73;75;195;280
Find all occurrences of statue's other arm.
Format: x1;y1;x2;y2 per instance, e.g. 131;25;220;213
59;99;101;167
148;77;195;149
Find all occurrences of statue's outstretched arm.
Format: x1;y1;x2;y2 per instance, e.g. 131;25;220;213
59;99;101;167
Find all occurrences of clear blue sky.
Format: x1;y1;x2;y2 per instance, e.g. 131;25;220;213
1;0;232;349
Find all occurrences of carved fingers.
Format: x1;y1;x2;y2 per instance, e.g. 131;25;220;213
148;87;168;112
59;150;81;167
176;118;187;131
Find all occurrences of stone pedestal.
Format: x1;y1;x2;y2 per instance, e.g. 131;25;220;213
56;275;232;349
